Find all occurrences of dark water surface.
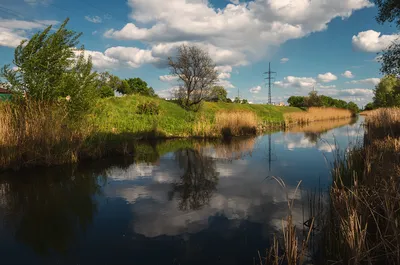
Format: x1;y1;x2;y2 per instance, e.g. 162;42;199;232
0;118;364;265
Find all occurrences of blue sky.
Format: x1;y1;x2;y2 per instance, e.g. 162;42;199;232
0;0;398;107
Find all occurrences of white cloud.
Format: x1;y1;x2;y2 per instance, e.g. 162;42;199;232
24;0;52;5
249;85;262;94
347;78;380;86
85;15;102;24
104;0;373;69
76;50;119;70
0;19;58;48
159;75;178;82
317;72;338;83
318;84;336;89
217;79;235;89
274;76;316;89
218;72;231;79
352;30;399;52
280;58;289;64
156;86;180;98
342;70;354;78
104;46;159;68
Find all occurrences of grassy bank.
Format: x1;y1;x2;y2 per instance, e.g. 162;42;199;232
0;95;359;170
90;95;300;137
319;108;400;264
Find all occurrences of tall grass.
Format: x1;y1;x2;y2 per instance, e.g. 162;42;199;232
285;107;353;125
322;107;400;265
0;100;90;169
259;177;315;265
215;110;258;137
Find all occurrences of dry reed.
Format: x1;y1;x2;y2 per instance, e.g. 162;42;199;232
215;110;258;137
259;177;315;265
0;100;90;169
324;107;400;265
285;107;353;125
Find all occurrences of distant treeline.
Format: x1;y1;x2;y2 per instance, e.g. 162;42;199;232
287;91;359;113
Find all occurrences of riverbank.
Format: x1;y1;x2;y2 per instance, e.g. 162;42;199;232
0;95;357;170
318;108;400;264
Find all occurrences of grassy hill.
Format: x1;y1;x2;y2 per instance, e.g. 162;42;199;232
90;95;302;138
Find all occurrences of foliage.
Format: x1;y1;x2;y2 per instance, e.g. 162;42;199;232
117;80;131;95
364;102;375;110
0;18;98;120
304;91;323;107
168;44;218;110
98;85;114;98
126;77;155;97
373;75;400;107
287;96;305;108
136;101;160;115
207;86;228;102
241;99;248;104
233;97;241;103
288;92;360;112
374;0;400;28
373;0;400;76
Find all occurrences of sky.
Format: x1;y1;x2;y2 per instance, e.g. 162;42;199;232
0;0;399;107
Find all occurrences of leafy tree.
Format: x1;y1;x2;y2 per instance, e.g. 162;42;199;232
0;18;98;119
287;96;305;108
320;95;335;107
168;44;218;109
364;102;375;110
241;99;249;104
207;86;228;102
346;101;360;113
126;77;155;97
117;80;131;95
98;85;114;98
373;75;400;107
233;97;241;103
373;0;400;76
304;91;323;107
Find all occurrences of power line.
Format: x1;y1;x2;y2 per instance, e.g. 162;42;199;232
263;62;277;105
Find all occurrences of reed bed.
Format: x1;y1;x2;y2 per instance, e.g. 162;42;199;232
0;100;90;169
322;107;400;265
214;110;258;137
284;107;353;125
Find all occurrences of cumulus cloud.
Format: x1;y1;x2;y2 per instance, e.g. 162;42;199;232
103;0;373;71
280;58;289;64
156;86;180;98
105;46;159;68
317;72;338;83
159;75;178;82
274;76;316;89
347;78;380;86
352;30;399;52
249;85;262;94
0;18;58;48
75;50;119;69
85;15;102;24
342;70;354;78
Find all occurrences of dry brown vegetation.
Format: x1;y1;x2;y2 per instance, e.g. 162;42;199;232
0;100;90;169
286;117;355;134
214;110;258;137
284;107;353;125
324;108;400;264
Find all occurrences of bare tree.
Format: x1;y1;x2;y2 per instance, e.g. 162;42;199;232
168;45;219;109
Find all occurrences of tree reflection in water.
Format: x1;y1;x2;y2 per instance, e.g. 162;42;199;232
0;166;105;255
168;149;219;211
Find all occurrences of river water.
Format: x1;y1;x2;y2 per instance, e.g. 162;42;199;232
0;117;364;265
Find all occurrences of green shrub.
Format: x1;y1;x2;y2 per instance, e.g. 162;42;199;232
136;101;160;115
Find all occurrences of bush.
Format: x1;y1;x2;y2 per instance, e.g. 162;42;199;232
136;101;160;115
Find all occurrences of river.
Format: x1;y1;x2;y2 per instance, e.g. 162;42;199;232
0;117;365;265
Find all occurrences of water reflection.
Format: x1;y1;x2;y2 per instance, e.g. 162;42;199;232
169;149;219;211
0;118;364;265
0;166;105;255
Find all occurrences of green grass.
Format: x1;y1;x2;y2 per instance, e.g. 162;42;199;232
90;95;302;138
